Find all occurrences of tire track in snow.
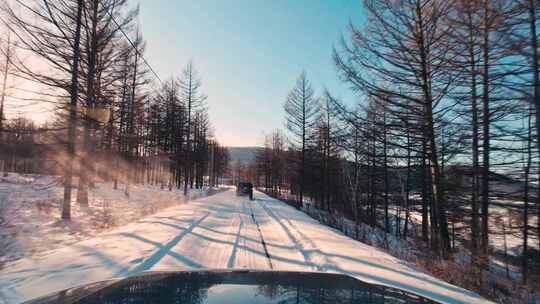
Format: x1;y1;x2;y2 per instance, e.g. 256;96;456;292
245;199;273;269
255;199;320;271
226;216;243;268
215;208;241;268
190;200;240;269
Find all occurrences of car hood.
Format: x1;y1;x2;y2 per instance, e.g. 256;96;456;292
26;269;439;304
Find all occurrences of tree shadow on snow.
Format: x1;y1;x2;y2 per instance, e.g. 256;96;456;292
115;212;210;277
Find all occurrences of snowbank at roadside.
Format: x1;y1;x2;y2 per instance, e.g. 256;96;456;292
0;173;217;267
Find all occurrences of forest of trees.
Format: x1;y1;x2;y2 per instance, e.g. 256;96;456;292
1;0;540;302
0;1;229;219
252;0;540;298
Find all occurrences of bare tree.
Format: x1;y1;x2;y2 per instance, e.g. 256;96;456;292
284;71;319;206
76;0;135;206
3;0;86;220
334;0;455;256
178;61;206;195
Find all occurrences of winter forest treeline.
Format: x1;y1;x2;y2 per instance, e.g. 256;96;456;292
248;0;540;299
1;0;540;302
0;1;229;219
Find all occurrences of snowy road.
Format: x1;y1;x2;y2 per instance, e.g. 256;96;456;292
0;189;491;303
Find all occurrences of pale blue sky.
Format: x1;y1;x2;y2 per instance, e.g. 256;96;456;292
138;0;365;147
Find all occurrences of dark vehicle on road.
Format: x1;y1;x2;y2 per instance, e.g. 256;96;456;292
28;270;440;304
236;181;253;200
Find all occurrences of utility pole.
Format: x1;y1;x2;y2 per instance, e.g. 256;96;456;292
209;140;215;187
0;31;10;134
0;31;11;177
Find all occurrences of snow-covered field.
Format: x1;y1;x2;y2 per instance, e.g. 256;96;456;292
382;195;539;259
0;173;210;267
0;188;491;304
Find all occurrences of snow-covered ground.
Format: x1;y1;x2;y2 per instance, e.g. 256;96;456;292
0;189;491;304
0;173;210;267
381;195;539;258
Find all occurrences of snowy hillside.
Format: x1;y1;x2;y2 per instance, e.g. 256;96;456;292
0;189;491;304
228;146;262;163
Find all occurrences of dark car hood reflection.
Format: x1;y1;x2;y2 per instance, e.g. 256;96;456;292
27;270;439;304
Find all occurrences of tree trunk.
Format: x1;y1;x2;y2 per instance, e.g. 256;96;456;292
527;0;540;255
466;2;481;257
522;106;532;284
480;0;491;261
62;0;84;220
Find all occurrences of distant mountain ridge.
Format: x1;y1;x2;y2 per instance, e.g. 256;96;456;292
228;146;263;163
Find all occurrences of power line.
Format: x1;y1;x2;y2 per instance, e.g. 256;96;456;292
108;11;163;84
